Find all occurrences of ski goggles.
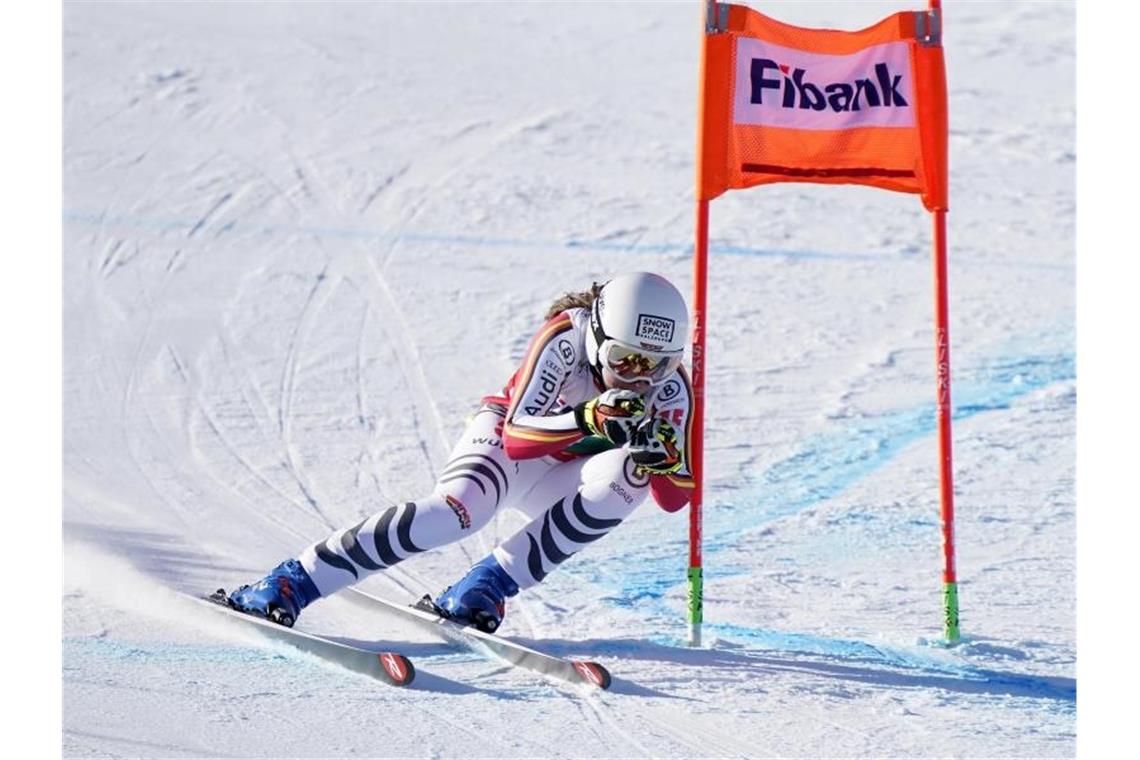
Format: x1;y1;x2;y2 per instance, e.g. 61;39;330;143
597;339;682;384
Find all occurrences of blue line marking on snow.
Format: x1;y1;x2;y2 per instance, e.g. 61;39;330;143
62;209;1071;270
60;209;878;261
690;625;1075;702
63;635;320;668
704;623;940;668
64;634;476;673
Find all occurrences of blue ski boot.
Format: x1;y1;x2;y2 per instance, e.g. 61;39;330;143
227;559;321;628
436;555;519;633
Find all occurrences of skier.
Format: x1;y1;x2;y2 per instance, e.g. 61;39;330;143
226;271;695;632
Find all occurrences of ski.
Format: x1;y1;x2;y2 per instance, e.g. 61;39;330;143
199;590;415;687
343;587;612;690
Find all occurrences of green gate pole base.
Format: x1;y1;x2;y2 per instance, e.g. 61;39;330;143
688;566;703;647
943;581;960;643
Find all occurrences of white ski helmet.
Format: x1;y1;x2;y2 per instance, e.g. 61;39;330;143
586;272;689;386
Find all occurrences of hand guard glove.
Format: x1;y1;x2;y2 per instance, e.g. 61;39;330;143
629;417;684;475
574;389;646;446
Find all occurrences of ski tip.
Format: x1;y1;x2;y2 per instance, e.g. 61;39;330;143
572;660;612;690
377;652;416;687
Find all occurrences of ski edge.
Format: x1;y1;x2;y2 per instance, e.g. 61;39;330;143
198;591;416;687
344;587;612;691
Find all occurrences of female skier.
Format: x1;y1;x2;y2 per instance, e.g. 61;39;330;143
226;271;695;632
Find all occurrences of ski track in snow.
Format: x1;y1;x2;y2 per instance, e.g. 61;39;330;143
63;1;1075;757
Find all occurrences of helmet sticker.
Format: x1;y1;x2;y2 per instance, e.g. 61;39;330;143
636;314;675;344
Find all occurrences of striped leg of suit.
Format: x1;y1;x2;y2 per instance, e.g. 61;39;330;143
298;501;427;596
299;406;552;598
493;448;650;591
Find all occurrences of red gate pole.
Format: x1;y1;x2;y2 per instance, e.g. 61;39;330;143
686;0;722;647
933;206;960;643
688;198;709;647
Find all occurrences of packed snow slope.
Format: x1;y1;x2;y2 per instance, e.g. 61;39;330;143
63;2;1075;757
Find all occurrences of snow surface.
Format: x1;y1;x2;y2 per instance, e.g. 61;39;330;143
63;1;1075;757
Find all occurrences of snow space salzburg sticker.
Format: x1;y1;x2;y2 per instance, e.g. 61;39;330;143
636;314;675;344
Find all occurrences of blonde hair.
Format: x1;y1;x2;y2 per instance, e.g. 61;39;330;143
544;282;603;321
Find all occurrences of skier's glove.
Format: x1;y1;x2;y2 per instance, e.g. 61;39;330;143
574;389;646;446
629;417;683;475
